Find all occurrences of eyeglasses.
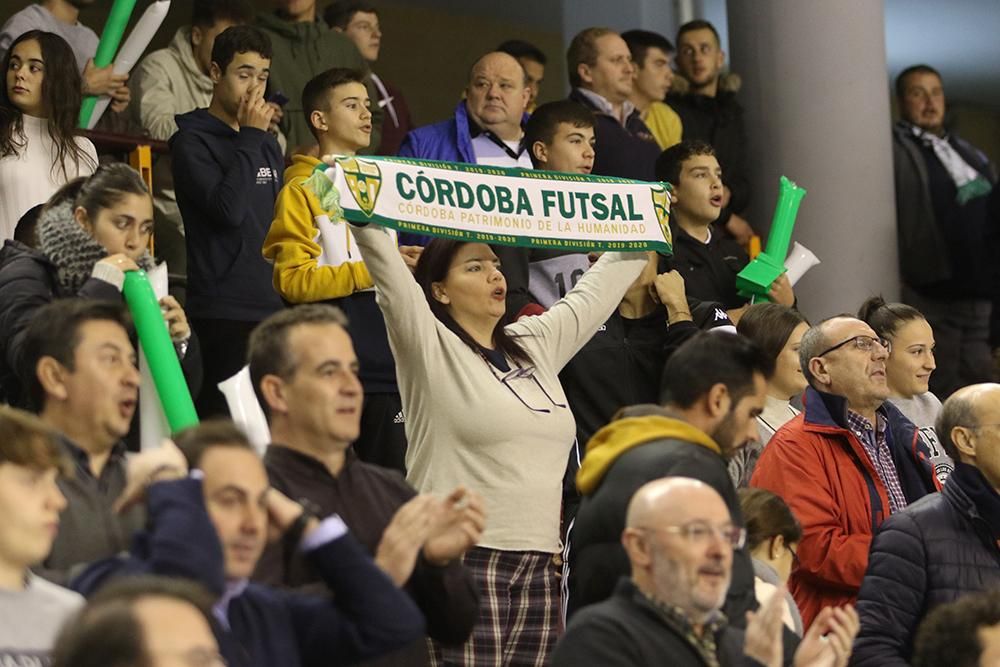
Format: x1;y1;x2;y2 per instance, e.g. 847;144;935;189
788;543;800;568
817;335;892;358
640;521;747;549
482;357;567;414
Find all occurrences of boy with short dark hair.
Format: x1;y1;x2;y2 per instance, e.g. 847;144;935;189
132;0;260;275
621;29;682;150
132;0;257;142
656;140;795;323
497;38;547;112
0;406;82;664
171;25;285;417
262;68;414;471
496;99;598;319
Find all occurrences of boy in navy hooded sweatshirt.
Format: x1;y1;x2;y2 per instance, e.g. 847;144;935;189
171;25;285;417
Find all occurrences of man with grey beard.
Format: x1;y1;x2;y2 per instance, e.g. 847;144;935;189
553;478;860;666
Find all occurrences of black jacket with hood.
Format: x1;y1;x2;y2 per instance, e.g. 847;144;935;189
567;411;757;623
171;108;285;323
560;303;734;448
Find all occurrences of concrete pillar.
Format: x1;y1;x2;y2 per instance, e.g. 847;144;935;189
726;0;898;320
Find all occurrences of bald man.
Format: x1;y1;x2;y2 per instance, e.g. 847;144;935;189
751;316;938;629
396;50;531;246
398;51;531;168
553;477;858;666
855;383;1000;666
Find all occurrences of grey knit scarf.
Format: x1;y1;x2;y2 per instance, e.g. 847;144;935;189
36;199;155;295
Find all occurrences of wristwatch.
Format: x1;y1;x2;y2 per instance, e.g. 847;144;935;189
284;497;323;550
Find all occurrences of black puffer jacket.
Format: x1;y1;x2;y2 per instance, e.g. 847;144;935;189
852;462;1000;666
0;239;122;404
0;223;202;415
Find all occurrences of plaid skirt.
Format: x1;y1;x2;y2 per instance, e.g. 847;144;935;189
431;547;560;666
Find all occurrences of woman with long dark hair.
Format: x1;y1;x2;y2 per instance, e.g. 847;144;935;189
352;222;647;665
0;30;98;241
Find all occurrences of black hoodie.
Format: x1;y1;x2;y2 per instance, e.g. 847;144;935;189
171;108;285;322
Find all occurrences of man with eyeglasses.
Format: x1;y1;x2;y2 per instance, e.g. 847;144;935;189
853;383;1000;666
751;316;939;631
553;477;859;666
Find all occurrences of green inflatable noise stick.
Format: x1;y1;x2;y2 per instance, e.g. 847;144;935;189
123;271;199;433
736;175;807;301
78;0;138;128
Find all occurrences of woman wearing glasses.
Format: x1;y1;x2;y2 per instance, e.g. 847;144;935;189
352;221;647;666
739;487;804;636
859;296;953;484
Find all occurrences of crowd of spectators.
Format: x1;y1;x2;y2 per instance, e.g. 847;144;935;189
1;0;1000;665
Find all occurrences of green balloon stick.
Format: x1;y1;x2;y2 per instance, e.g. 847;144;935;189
123;271;199;433
736;175;807;301
78;0;138;128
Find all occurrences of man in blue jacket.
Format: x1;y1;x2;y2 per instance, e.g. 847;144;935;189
398;51;530;168
71;420;425;667
397;50;530;246
171;25;285;417
854;383;1000;666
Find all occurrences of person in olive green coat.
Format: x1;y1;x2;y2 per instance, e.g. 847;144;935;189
256;3;383;154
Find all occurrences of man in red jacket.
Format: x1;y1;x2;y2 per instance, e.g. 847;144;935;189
750;316;938;629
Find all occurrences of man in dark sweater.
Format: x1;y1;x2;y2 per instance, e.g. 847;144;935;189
554;477;859;666
171;25;285;417
19;300;146;585
892;64;999;398
668;19;754;244
71;420;425;667
248;304;482;667
566;27;660;181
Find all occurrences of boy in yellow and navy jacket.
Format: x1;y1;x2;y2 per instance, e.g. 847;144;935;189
263;67;413;471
